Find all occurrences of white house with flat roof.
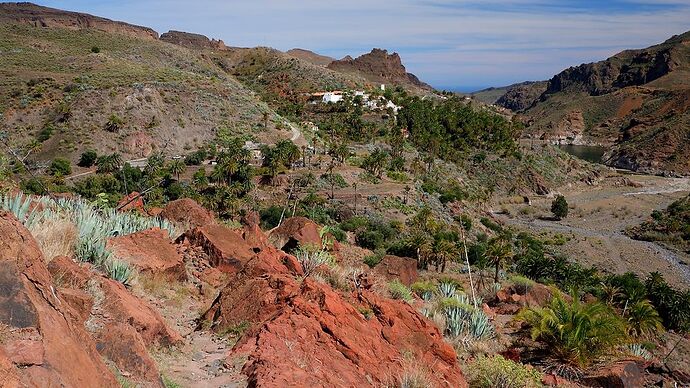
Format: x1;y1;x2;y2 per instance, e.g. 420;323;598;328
322;92;344;103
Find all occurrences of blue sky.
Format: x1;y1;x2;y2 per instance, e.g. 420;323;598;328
28;0;690;91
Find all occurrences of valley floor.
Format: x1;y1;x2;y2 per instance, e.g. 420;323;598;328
496;171;690;288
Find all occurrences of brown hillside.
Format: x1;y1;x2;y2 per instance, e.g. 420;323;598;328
285;48;335;67
0;2;158;40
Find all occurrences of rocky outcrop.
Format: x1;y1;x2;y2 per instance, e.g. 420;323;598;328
0;2;158;40
328;48;432;90
160;198;215;229
183;224;256;273
495;81;548;112
0;211;119;387
203;249;466;387
582;360;644;388
160;30;227;50
107;228;187;281
269;216;323;252
372;255;418;286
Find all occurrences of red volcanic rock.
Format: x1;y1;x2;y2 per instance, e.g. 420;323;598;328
96;324;163;386
107;228;186;281
47;255;91;289
183;224;256;273
0;211;118;387
96;277;182;347
204;256;465;387
523;283;556;307
373;255;418;286
160;198;214;228
116;192;144;213
3;340;44;366
268;216;322;252
582;360;643;388
58;287;94;324
0;347;20;388
240;211;271;251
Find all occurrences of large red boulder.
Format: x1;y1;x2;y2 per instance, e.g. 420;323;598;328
268;216;323;252
160;198;215;228
372;255;418;286
0;211;119;387
203;254;466;387
95;277;183;347
95;324;163;386
107;228;186;281
582;360;643;388
183;224;256;273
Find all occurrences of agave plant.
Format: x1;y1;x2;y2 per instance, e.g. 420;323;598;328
438;282;457;298
105;259;135;287
626;343;652;360
1;193;35;224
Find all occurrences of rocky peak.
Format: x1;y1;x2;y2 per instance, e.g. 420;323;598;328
160;30;227;50
0;2;159;40
328;48;432;90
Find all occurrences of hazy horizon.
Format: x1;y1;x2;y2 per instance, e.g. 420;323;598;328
21;1;690;90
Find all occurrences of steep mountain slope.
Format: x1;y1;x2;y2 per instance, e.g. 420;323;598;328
472;81;548;111
285;48;335;67
0;3;282;164
328;48;433;91
522;31;690;175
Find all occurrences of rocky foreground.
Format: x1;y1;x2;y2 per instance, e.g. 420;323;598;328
0;198;467;387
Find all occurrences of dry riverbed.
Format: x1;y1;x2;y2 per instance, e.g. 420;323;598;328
496;171;690;288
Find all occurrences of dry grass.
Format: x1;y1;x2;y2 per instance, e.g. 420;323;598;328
28;218;77;262
392;357;434;388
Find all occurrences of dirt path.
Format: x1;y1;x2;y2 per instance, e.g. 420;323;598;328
497;173;690;288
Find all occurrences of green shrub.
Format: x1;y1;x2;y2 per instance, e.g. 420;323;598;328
411;281;436;301
20;177;47;195
551;195;568;219
37;125;54;142
90;46;101;53
363;251;385;268
78;150;98;167
49;158;72;176
388;280;413;301
468;355;543;388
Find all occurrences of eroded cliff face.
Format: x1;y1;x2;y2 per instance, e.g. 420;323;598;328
0;2;158;39
160;30;227;50
521;31;690;175
328;48;433;90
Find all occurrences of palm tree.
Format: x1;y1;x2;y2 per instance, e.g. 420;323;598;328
168;159;185;180
432;239;458;273
96;153;122;174
486;234;513;283
625;299;663;338
517;294;627;367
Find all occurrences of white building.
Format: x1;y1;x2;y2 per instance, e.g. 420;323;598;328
322;92;344;103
